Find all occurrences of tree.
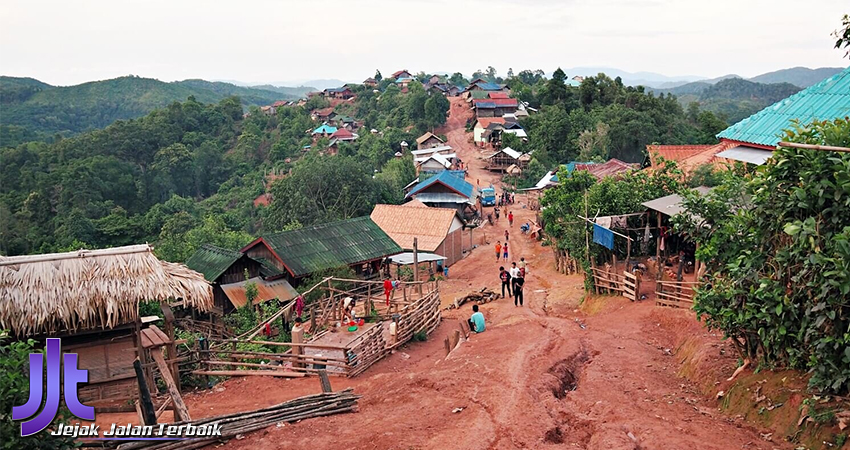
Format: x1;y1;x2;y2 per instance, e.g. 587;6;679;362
576;122;610;162
375;157;416;204
485;66;498;82
374;69;383;82
265;155;380;228
675;118;850;393
448;72;467;87
834;14;850;58
424;94;449;129
506;68;514;78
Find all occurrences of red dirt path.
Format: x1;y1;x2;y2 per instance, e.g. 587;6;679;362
97;98;789;449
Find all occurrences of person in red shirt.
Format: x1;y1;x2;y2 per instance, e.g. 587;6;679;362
508;211;514;227
383;276;394;306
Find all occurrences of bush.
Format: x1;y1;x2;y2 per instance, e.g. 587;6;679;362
676;118;850;393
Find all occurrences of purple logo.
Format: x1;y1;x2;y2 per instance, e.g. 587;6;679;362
12;338;95;436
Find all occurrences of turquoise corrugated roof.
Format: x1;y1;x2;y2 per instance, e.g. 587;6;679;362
551;162;595;182
717;66;850;147
406;170;474;199
312;124;338;134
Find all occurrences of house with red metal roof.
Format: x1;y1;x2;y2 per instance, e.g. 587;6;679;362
391;69;413;79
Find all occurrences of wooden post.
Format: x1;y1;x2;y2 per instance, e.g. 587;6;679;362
656;210;662;280
291;324;304;369
584;191;590;265
625;236;631;272
367;283;372;319
413;237;422;297
133;359;157;426
150;349;191;422
318;369;332;393
310;304;317;332
160;304;181;394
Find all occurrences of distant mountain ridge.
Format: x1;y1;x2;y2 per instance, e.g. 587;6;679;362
650;78;802;124
0;75;317;146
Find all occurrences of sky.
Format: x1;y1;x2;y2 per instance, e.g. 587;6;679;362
1;0;847;86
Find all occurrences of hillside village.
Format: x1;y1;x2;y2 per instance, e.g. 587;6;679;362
1;54;850;449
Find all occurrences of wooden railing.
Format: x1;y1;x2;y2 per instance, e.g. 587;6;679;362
194;277;441;379
655;280;699;309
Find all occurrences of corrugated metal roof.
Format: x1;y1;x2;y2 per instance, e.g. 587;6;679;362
410;145;453;156
413;192;473;204
258;217;402;277
642;187;712;217
715;146;774;165
312;124;338;134
717;66;850;147
221;277;299;308
406;170;475;199
185;244;243;282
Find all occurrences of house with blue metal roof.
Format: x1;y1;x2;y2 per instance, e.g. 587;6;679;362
312;124;338;136
714;66;850;165
405;170;478;220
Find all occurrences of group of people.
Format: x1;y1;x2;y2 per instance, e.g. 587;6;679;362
499;192;515;206
498;258;527;306
492;208;514;227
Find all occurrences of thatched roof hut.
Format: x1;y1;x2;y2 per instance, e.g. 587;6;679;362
0;245;212;336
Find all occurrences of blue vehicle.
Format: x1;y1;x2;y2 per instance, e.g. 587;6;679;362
480;186;496;206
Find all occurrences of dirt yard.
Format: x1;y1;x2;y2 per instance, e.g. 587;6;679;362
97;98;790;449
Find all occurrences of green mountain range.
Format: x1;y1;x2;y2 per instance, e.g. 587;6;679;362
0;75;316;146
651;78;802;124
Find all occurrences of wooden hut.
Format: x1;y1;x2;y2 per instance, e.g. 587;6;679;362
0;245;212;405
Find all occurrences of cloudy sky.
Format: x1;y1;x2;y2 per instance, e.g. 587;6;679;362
1;0;847;86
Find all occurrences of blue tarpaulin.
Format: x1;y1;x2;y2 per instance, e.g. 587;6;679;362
593;224;614;250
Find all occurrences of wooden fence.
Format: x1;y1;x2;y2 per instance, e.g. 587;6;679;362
655;280;699;309
195;277;441;379
589;267;642;301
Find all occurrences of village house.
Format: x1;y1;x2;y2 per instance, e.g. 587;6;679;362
371;202;467;267
405;170;479;220
462;81;508;100
240;216;402;285
396;77;416;89
311;107;336;122
185;244;297;315
323;86;354;99
327;128;359;153
391;69;413;80
415;153;455;174
485;147;524;171
0;245;212;405
363;77;378;87
472;97;519;118
312;123;338;137
473;117;505;144
415;131;445;149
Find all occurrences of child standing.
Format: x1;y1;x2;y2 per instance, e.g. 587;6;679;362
495;241;502;262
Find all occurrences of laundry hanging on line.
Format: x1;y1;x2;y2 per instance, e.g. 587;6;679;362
595;215;629;229
592;224;614;250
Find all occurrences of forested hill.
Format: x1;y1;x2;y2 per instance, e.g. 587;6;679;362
0;75;316;146
748;66;844;88
650;78;801;124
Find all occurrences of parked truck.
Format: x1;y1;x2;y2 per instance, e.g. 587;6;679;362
480;186;496;206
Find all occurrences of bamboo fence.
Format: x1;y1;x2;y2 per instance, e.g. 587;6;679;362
196;277;441;379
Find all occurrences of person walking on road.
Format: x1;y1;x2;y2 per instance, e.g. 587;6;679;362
509;262;520;291
504;229;509;242
499;266;512;298
508;211;514;227
513;272;525;306
495;241;502;262
503;242;509;261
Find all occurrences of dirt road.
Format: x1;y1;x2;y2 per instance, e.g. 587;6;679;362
99;98;788;449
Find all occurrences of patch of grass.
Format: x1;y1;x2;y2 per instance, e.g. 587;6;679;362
412;330;428;342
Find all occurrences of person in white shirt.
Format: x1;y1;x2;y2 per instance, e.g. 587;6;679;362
509;262;520;291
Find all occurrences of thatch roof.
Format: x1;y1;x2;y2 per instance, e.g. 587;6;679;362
0;245;213;336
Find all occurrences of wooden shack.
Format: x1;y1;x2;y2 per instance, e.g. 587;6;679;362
0;245;212;406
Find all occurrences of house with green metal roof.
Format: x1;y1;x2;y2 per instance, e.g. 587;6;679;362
714;66;850;165
240;216;402;282
312;124;338;136
185;244;296;313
